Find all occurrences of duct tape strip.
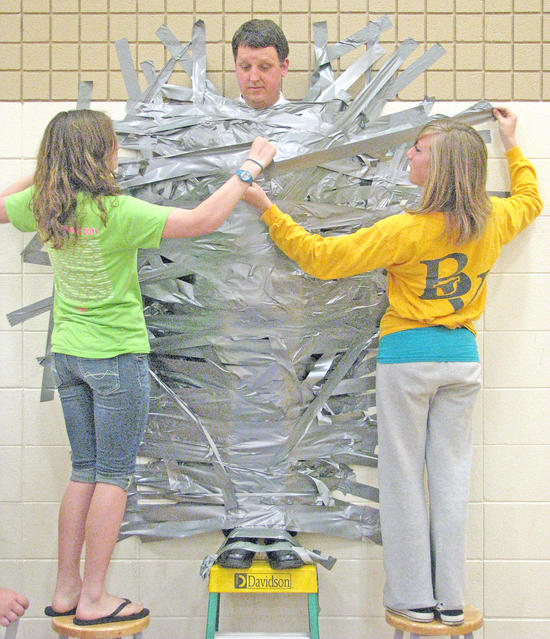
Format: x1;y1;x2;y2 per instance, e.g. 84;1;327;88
6;295;53;327
148;367;238;512
156;24;193;76
39;287;55;402
76;81;93;110
21;233;49;266
191;19;207;98
331;37;419;131
114;38;142;110
325;15;393;62
274;333;377;465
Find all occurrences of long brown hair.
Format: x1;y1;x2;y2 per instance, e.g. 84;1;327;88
31;109;120;249
408;119;492;245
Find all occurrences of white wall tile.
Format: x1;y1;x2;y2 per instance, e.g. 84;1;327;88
0;275;22;331
0;503;22;558
484;620;550;639
0;225;24;274
21;503;58;559
485;275;550;331
484;445;550;502
484;332;550;388
22;446;71;502
0;389;23;446
484;388;550;445
491;215;550;274
22;331;49;390
0;446;22;501
0;332;23;388
21;274;53;332
22;390;66;446
484;561;550;617
485;503;550;560
21;103;74;159
0;104;22;158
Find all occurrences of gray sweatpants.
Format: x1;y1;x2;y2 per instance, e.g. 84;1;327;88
376;361;481;610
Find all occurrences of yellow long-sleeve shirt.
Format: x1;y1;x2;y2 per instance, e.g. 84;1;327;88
261;147;542;337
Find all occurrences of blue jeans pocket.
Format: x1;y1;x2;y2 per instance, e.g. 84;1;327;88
78;357;120;395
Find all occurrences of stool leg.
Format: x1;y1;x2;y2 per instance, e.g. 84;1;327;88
133;633;144;639
411;634;421;639
393;630;404;639
464;634;474;639
307;593;319;639
205;593;219;639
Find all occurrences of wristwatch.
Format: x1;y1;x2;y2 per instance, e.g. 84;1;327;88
236;168;254;185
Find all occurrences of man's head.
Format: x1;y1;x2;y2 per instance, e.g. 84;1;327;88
232;19;289;109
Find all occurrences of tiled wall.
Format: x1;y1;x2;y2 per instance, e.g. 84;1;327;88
1;5;549;639
1;1;550;102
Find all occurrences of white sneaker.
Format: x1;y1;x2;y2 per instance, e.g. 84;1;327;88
386;606;435;623
438;609;464;625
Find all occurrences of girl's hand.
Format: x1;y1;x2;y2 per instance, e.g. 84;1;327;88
493;107;518;151
246;137;277;173
242;182;273;214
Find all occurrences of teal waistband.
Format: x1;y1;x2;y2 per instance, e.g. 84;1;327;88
377;326;479;363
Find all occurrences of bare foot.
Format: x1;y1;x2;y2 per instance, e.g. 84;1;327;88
75;594;146;622
0;588;29;627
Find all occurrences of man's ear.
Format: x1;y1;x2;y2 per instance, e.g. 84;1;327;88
280;57;289;77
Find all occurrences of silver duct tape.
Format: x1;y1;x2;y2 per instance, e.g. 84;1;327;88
114;38;142;108
76;81;93;110
6;296;53;327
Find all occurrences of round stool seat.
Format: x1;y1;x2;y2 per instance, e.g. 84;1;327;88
385;605;483;637
51;613;149;638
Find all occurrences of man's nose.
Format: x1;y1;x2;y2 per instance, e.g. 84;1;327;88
249;66;260;81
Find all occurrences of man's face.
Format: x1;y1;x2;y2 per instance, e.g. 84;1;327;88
235;45;289;109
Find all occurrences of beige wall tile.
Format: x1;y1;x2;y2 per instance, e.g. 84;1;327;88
456;14;484;42
312;0;338;10
165;14;197;43
514;13;544;42
514;0;543;10
52;0;78;11
397;14;426;42
370;0;396;11
485;43;513;70
1;44;21;70
51;70;80;100
51;14;78;42
485;71;513;100
185;0;219;10
427;13;454;42
0;1;22;11
282;0;308;11
79;71;108;100
491;216;549;273
0;72;22;99
22;14;50;42
109;13;137;41
486;0;513;11
456;0;484;10
427;70;454;99
81;14;109;42
51;43;78;71
281;13;311;43
340;0;368;11
23;0;49;12
514;71;542;99
485;14;513;42
455;42;482;69
81;43;108;70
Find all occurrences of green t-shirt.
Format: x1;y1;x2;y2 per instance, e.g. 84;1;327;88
6;187;172;358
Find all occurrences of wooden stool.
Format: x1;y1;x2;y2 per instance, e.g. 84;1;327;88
385;605;483;639
51;614;149;639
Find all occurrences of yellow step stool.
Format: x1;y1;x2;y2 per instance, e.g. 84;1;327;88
385;605;483;639
206;560;320;639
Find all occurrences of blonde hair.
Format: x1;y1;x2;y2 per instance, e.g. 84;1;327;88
408;119;491;245
32;109;119;249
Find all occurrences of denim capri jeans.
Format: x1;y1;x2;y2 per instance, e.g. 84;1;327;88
52;352;150;491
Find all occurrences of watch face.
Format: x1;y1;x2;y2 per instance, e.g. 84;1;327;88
237;169;253;184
